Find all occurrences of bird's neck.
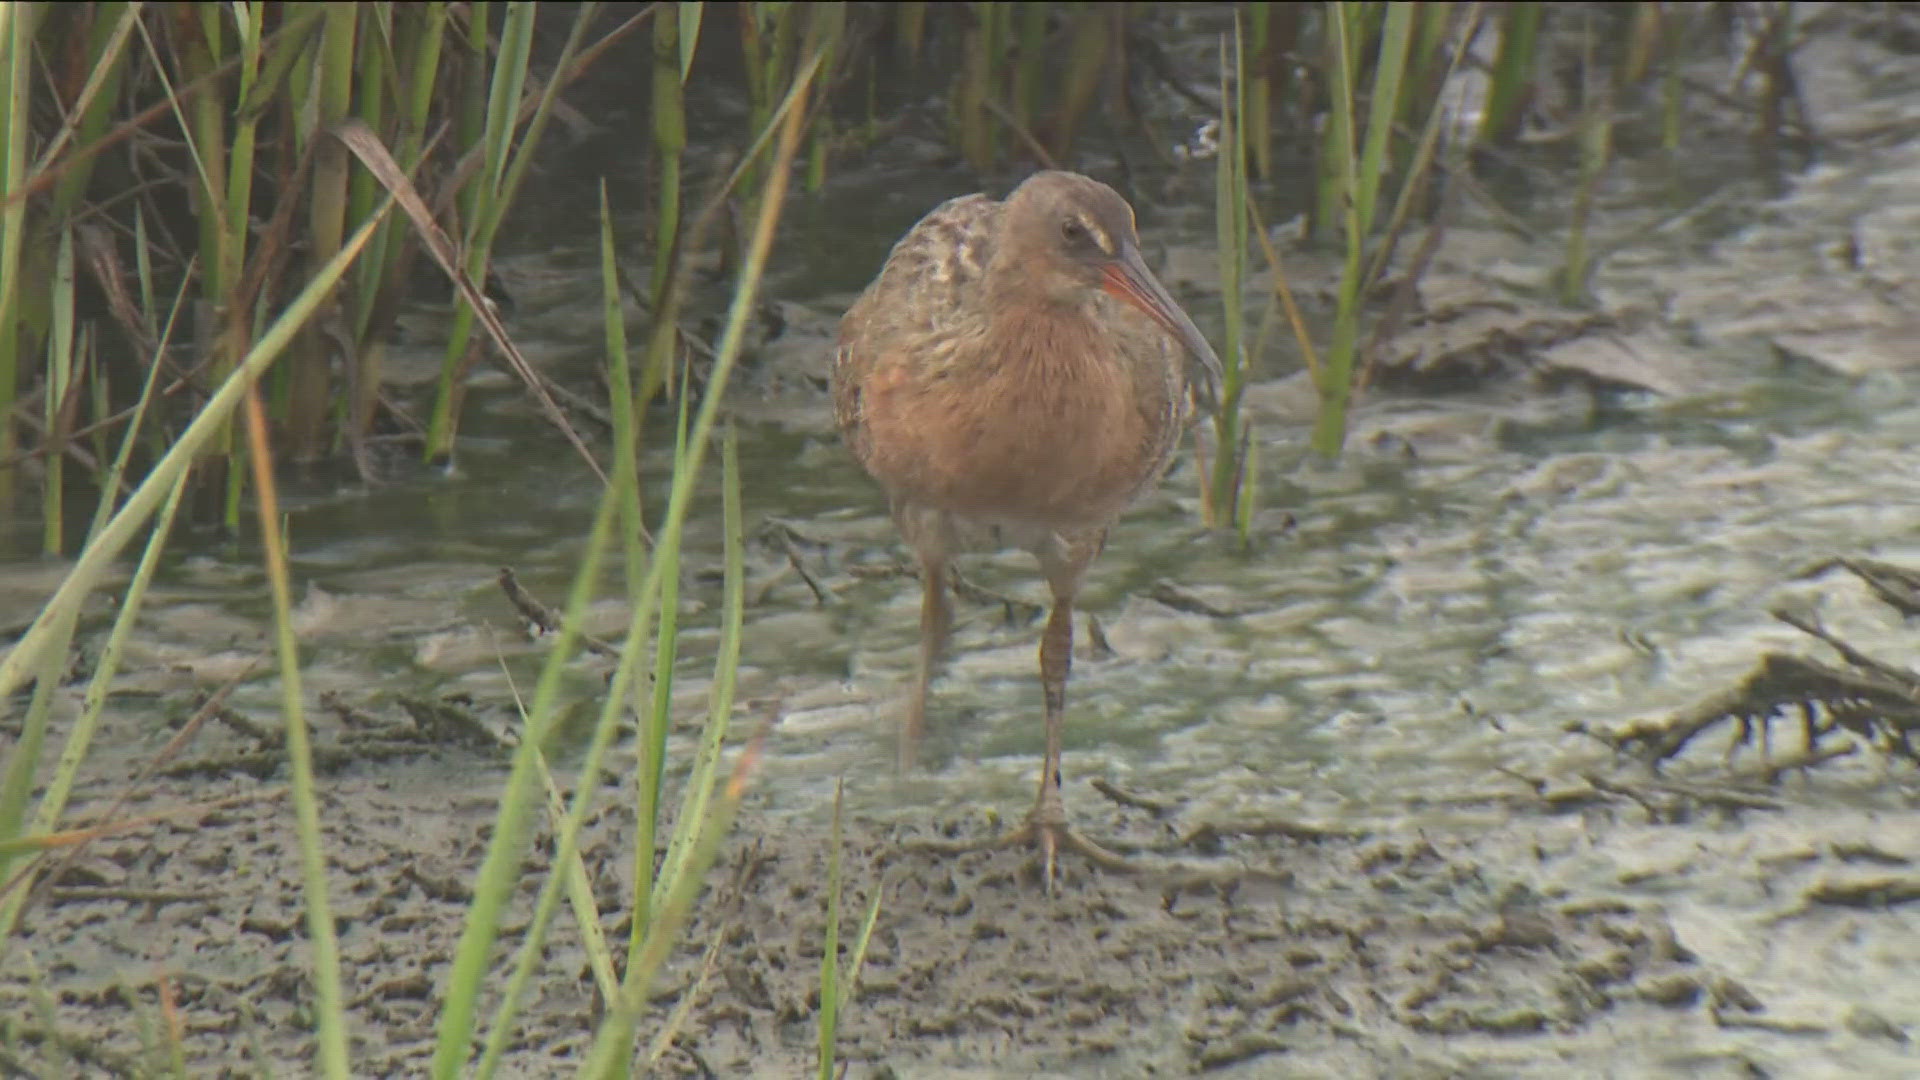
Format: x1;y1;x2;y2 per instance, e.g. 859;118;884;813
977;294;1110;381
980;257;1084;329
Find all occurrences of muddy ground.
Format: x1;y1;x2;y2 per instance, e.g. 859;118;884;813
7;726;1919;1078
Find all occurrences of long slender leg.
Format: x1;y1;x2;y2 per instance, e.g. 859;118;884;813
1028;529;1130;890
903;529;1133;889
902;552;951;771
1030;591;1075;883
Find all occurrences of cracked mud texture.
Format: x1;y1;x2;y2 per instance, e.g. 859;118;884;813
7;759;1757;1079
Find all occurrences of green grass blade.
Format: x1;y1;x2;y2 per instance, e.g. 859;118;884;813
678;2;702;82
0;3;36;514
469;716;622;1078
579;742;759;1079
427;3;598;463
0;602;77;898
133;203;155;334
478;3;535;218
652;421;745;911
818;779;844;1080
839;887;883;1017
41;225;74;554
431;488;621;1078
576;48;823;1078
1355;2;1415;239
243;380;348;1077
599;179;646;595
1479;2;1541;144
489;3;596;251
0;467;190;944
651;2;686;318
1309;1;1367;457
1363;3;1485;287
538;747;620;1005
45;1;138;220
631;384;691;945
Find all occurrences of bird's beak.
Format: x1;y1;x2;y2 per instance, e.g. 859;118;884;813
1102;242;1225;412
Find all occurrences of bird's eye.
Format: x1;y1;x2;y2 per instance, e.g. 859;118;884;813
1060;219;1086;244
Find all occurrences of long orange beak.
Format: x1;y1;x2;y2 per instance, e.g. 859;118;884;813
1102;241;1224;412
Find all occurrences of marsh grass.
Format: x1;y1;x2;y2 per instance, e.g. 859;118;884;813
0;3;1799;535
1204;23;1252;532
241;353;348;1076
1292;2;1488;456
816;779;884;1079
1480;1;1542;145
0;192;395;1059
0;4;652;543
0;5;825;1073
0;1;1582;526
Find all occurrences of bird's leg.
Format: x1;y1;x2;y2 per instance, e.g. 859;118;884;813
901;554;951;772
1024;581;1133;892
1029;590;1076;888
903;531;1133;891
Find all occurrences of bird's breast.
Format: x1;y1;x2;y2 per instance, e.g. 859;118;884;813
856;306;1182;531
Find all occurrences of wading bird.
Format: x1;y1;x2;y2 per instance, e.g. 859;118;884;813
833;171;1222;889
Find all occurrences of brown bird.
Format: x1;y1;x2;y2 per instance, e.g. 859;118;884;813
833;170;1222;887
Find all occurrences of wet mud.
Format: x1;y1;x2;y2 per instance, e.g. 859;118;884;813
11;642;1920;1079
0;758;1767;1078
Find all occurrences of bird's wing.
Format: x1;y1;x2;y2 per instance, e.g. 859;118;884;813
868;193;999;338
832;193;1000;466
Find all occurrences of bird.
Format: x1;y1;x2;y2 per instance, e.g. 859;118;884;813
832;170;1222;889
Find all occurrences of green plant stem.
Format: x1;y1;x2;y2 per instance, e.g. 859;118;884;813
0;4;40;515
576;46;822;1078
1480;1;1541;144
243;384;348;1078
631;387;689;945
642;0;687;403
818;780;845;1080
41;226;74;554
1206;24;1250;524
433;484;620;1079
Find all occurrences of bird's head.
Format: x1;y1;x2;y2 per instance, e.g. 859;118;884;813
997;171;1223;409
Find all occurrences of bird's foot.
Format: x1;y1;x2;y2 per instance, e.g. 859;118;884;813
904;801;1138;894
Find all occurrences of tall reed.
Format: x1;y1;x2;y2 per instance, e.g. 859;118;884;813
283;4;357;462
956;2;1003;170
1205;25;1252;529
575;33;826;1079
1479;1;1541;145
421;2;538;463
242;367;350;1078
349;4;447;442
815;781;884;1079
640;2;692;405
429;29;826;1080
41;230;75;555
0;4;37;517
1303;1;1468;456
